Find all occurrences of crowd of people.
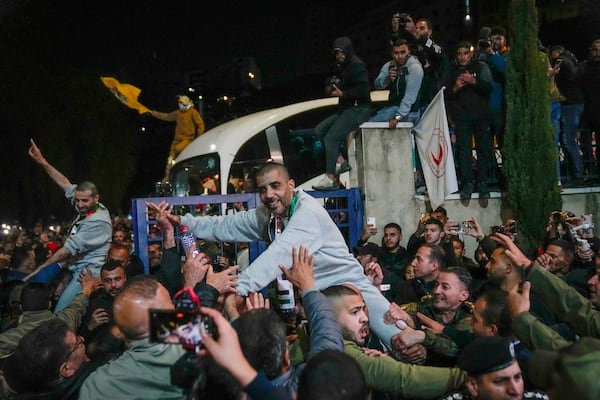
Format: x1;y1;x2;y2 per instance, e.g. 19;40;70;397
1;154;599;399
312;12;600;198
0;9;599;400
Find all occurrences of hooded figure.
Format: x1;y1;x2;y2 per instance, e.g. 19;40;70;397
312;37;372;190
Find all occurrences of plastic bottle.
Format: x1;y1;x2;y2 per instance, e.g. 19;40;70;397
276;275;295;313
180;225;199;258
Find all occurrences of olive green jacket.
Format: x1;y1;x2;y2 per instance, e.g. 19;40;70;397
344;340;465;399
405;298;474;357
512;261;600;350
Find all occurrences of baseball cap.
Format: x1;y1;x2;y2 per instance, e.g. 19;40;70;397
458;336;516;376
529;337;600;400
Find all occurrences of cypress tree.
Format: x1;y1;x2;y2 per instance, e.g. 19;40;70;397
504;0;562;252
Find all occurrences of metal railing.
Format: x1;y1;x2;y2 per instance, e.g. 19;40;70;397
131;188;365;273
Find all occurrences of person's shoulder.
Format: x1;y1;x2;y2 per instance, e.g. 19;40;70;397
438;391;471;400
522;389;549;399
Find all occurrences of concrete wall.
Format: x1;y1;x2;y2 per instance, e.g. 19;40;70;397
350;123;600;257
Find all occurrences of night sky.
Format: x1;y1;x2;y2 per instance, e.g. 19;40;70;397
0;0;596;226
0;0;356;225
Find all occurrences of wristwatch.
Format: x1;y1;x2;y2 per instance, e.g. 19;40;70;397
394;115;403;121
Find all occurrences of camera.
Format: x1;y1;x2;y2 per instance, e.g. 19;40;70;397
398;13;410;27
325;75;342;95
490;220;518;235
459;221;470;234
577;238;591;251
551;211;566;223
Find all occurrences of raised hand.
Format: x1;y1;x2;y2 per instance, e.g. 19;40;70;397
279;246;315;292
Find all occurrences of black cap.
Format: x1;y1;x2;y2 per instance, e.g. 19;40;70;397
356;242;381;257
458;336;516;376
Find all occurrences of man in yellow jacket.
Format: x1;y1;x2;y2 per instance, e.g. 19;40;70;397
150;95;205;181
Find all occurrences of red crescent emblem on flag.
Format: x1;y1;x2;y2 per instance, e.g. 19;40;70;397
426;128;448;178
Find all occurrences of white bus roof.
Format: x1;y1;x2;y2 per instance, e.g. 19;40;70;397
174;90;390;164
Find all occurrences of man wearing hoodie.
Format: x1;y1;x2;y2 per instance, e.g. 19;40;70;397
313;36;373;190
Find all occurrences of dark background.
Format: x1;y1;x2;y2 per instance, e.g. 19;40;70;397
0;0;596;226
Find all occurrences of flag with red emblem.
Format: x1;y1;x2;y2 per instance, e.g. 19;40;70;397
413;87;458;210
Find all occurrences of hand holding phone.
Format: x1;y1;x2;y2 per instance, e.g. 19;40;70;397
149;309;217;350
367;217;376;228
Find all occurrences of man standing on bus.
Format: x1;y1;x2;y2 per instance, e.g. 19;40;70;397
150;95;205;182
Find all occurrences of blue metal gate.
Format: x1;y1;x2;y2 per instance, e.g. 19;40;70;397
131;188;364;273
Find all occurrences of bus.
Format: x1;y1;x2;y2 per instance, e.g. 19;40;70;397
168;91;389;196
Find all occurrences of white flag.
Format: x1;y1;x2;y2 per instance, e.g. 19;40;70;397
413;87;458;210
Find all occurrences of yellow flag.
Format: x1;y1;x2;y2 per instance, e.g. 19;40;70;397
100;76;150;114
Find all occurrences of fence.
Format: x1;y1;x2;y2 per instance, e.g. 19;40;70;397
131;188;365;273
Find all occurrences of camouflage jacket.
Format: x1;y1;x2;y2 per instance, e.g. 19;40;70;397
403;297;474;359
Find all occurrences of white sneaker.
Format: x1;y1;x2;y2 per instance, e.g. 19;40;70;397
312;175;338;190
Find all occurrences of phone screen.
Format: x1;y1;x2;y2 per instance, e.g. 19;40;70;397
149;309;216;349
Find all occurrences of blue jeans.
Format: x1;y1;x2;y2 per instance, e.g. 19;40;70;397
315;105;372;175
551;102;561;180
560;103;584;179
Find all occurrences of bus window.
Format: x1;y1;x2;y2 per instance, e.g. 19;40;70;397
171;153;221;196
276;106;335;184
228;131;271;194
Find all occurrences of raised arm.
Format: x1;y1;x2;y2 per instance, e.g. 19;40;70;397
28;139;72;190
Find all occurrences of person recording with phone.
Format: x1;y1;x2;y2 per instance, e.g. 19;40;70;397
369;38;424;127
79;240;238;399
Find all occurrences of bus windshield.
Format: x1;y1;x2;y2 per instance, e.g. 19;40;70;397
171;153;221;196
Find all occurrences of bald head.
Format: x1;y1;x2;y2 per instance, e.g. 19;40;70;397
114;275;174;340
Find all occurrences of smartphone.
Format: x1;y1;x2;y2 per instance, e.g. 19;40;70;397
149;309;217;350
555;58;563;67
577;238;590;251
367;217;376;228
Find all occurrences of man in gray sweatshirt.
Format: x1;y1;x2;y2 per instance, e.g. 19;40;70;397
148;162;403;348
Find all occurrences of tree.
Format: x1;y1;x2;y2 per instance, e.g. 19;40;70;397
504;0;562;252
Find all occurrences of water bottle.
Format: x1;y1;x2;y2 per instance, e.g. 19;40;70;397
180;225;199;258
276;275;295;314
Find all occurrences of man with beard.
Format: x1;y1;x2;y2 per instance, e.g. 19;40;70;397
494;233;600;349
442;41;493;199
485;244;575;343
147;162;404;350
387;266;474;367
407;217;457;268
323;284;465;399
394;243;446;304
26;139;112;312
147;242;163;271
78;260;128;359
378;223;409;297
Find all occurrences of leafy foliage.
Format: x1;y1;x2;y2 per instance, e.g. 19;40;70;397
504;0;562;251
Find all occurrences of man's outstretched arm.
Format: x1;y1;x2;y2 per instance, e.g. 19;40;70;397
28;138;72;190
